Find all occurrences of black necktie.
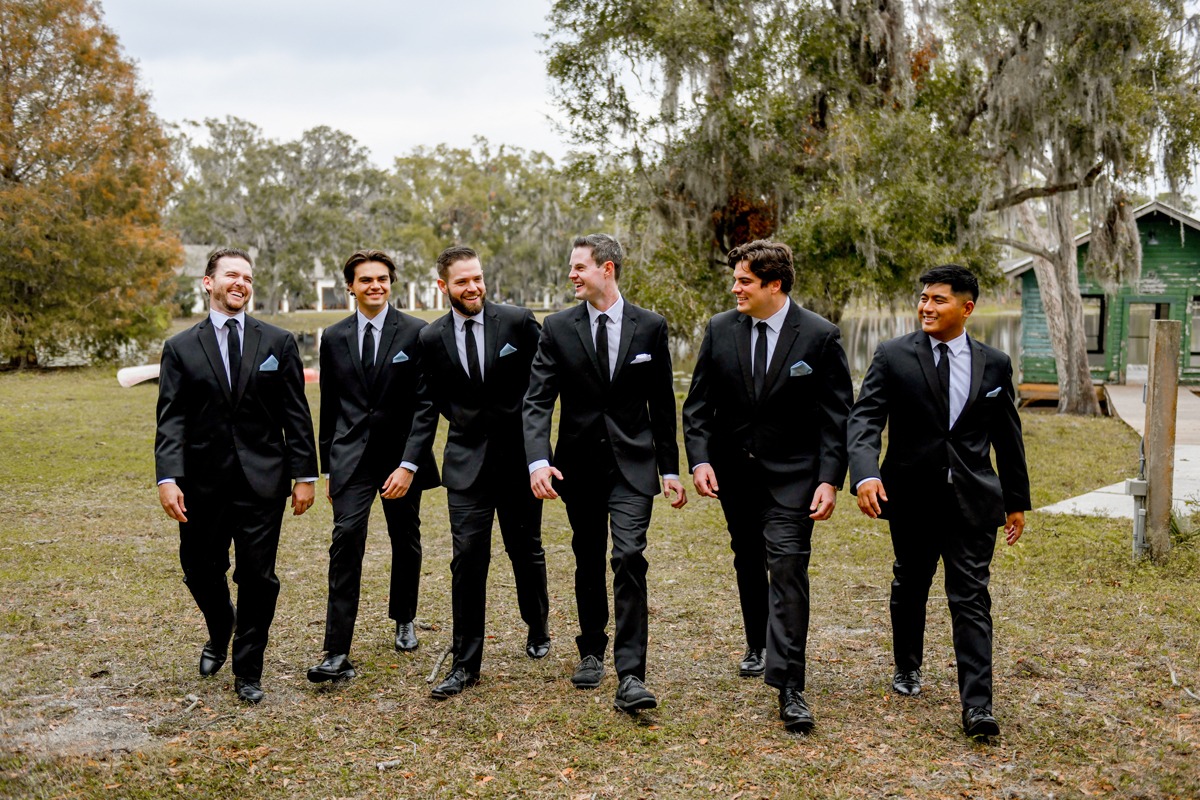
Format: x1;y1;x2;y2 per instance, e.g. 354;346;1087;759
362;322;375;378
936;342;951;413
753;321;768;400
595;313;610;384
464;319;482;385
226;319;241;390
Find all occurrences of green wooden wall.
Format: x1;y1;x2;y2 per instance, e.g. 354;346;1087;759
1019;209;1200;384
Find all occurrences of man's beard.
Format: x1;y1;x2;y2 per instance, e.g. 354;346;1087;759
450;293;484;316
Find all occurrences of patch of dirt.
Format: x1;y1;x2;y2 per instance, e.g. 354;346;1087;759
1;690;159;759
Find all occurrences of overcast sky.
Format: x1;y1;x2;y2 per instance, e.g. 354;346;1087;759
98;0;569;166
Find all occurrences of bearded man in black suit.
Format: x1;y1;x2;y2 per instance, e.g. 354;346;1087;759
406;246;551;699
156;247;318;704
523;233;687;713
682;240;853;733
848;264;1030;739
306;250;440;684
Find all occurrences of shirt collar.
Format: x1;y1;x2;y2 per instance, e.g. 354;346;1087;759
209;309;245;329
751;299;791;332
587;293;623;325
929;330;969;356
358;308;386;332
452;305;483;332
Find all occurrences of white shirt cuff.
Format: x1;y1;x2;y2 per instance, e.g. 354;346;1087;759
855;477;881;490
400;461;419;473
528;459;550;474
157;477;176;485
296;477;318;483
661;474;679;482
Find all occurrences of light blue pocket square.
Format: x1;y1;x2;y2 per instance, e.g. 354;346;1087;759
499;343;518;357
790;360;813;377
392;351;409;364
631;353;652;364
259;354;279;372
985;386;1002;398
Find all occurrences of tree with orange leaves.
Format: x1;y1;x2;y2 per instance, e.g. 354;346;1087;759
0;0;179;368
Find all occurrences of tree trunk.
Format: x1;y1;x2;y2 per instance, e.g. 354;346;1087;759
1016;198;1102;415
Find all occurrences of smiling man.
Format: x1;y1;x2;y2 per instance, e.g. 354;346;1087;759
847;264;1030;740
682;240;853;734
406;246;550;699
155;247;317;704
306;249;439;685
523;233;686;713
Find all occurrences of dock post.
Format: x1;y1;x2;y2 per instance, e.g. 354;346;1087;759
1143;319;1181;562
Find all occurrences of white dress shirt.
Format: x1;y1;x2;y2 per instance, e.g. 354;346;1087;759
452;307;486;379
357;310;384;366
750;300;790;378
932;330;971;429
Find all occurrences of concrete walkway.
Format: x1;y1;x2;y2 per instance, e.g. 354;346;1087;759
1038;380;1200;518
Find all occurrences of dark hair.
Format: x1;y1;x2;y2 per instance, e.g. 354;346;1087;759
435;245;479;280
727;240;794;294
342;249;398;286
205;247;252;279
572;233;623;281
918;264;979;302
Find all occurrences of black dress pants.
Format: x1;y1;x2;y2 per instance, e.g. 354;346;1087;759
888;491;997;711
446;455;549;673
562;461;653;681
322;463;422;654
178;470;285;681
716;461;814;690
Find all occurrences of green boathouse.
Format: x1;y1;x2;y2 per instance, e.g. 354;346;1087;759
1006;200;1200;385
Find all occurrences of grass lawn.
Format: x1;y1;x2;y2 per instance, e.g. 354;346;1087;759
0;369;1197;798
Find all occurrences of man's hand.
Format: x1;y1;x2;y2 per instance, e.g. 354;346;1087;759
530;466;563;500
1004;510;1025;545
809;482;837;520
692;464;719;499
159;482;188;523
381;467;414;500
664;477;688;509
855;479;888;519
291;481;315;515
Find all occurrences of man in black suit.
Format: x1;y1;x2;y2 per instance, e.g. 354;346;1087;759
682;240;853;733
524;233;686;713
408;246;551;699
306;250;440;684
156;247;318;704
847;264;1030;739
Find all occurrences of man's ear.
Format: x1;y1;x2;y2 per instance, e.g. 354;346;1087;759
436;278;448;296
602;261;616;279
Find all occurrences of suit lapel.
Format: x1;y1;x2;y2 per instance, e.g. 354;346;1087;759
610;304;638;384
344;314;368;389
913;334;949;426
197;318;233;405
572;304;604;382
483;304;501;382
234;316;262;405
372;306;400;390
733;314;755;401
956;335;987;430
759;301;800;405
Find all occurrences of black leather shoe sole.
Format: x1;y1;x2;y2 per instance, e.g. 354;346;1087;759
307;665;356;683
613;694;657;712
235;680;263;704
739;663;765;678
782;716;815;734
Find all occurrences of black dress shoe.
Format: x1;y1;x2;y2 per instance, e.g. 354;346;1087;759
613;675;657;712
571;655;605;689
778;688;815;733
892;669;922;696
431;666;480;699
526;633;551;659
235;678;263;704
963;706;1000;738
307;653;356;683
198;642;227;677
738;647;766;678
395;620;419;652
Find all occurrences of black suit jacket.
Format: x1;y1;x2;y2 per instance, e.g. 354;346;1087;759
847;330;1031;528
683;300;853;509
523;300;679;497
319;305;439;496
155;314;317;500
407;302;541;491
